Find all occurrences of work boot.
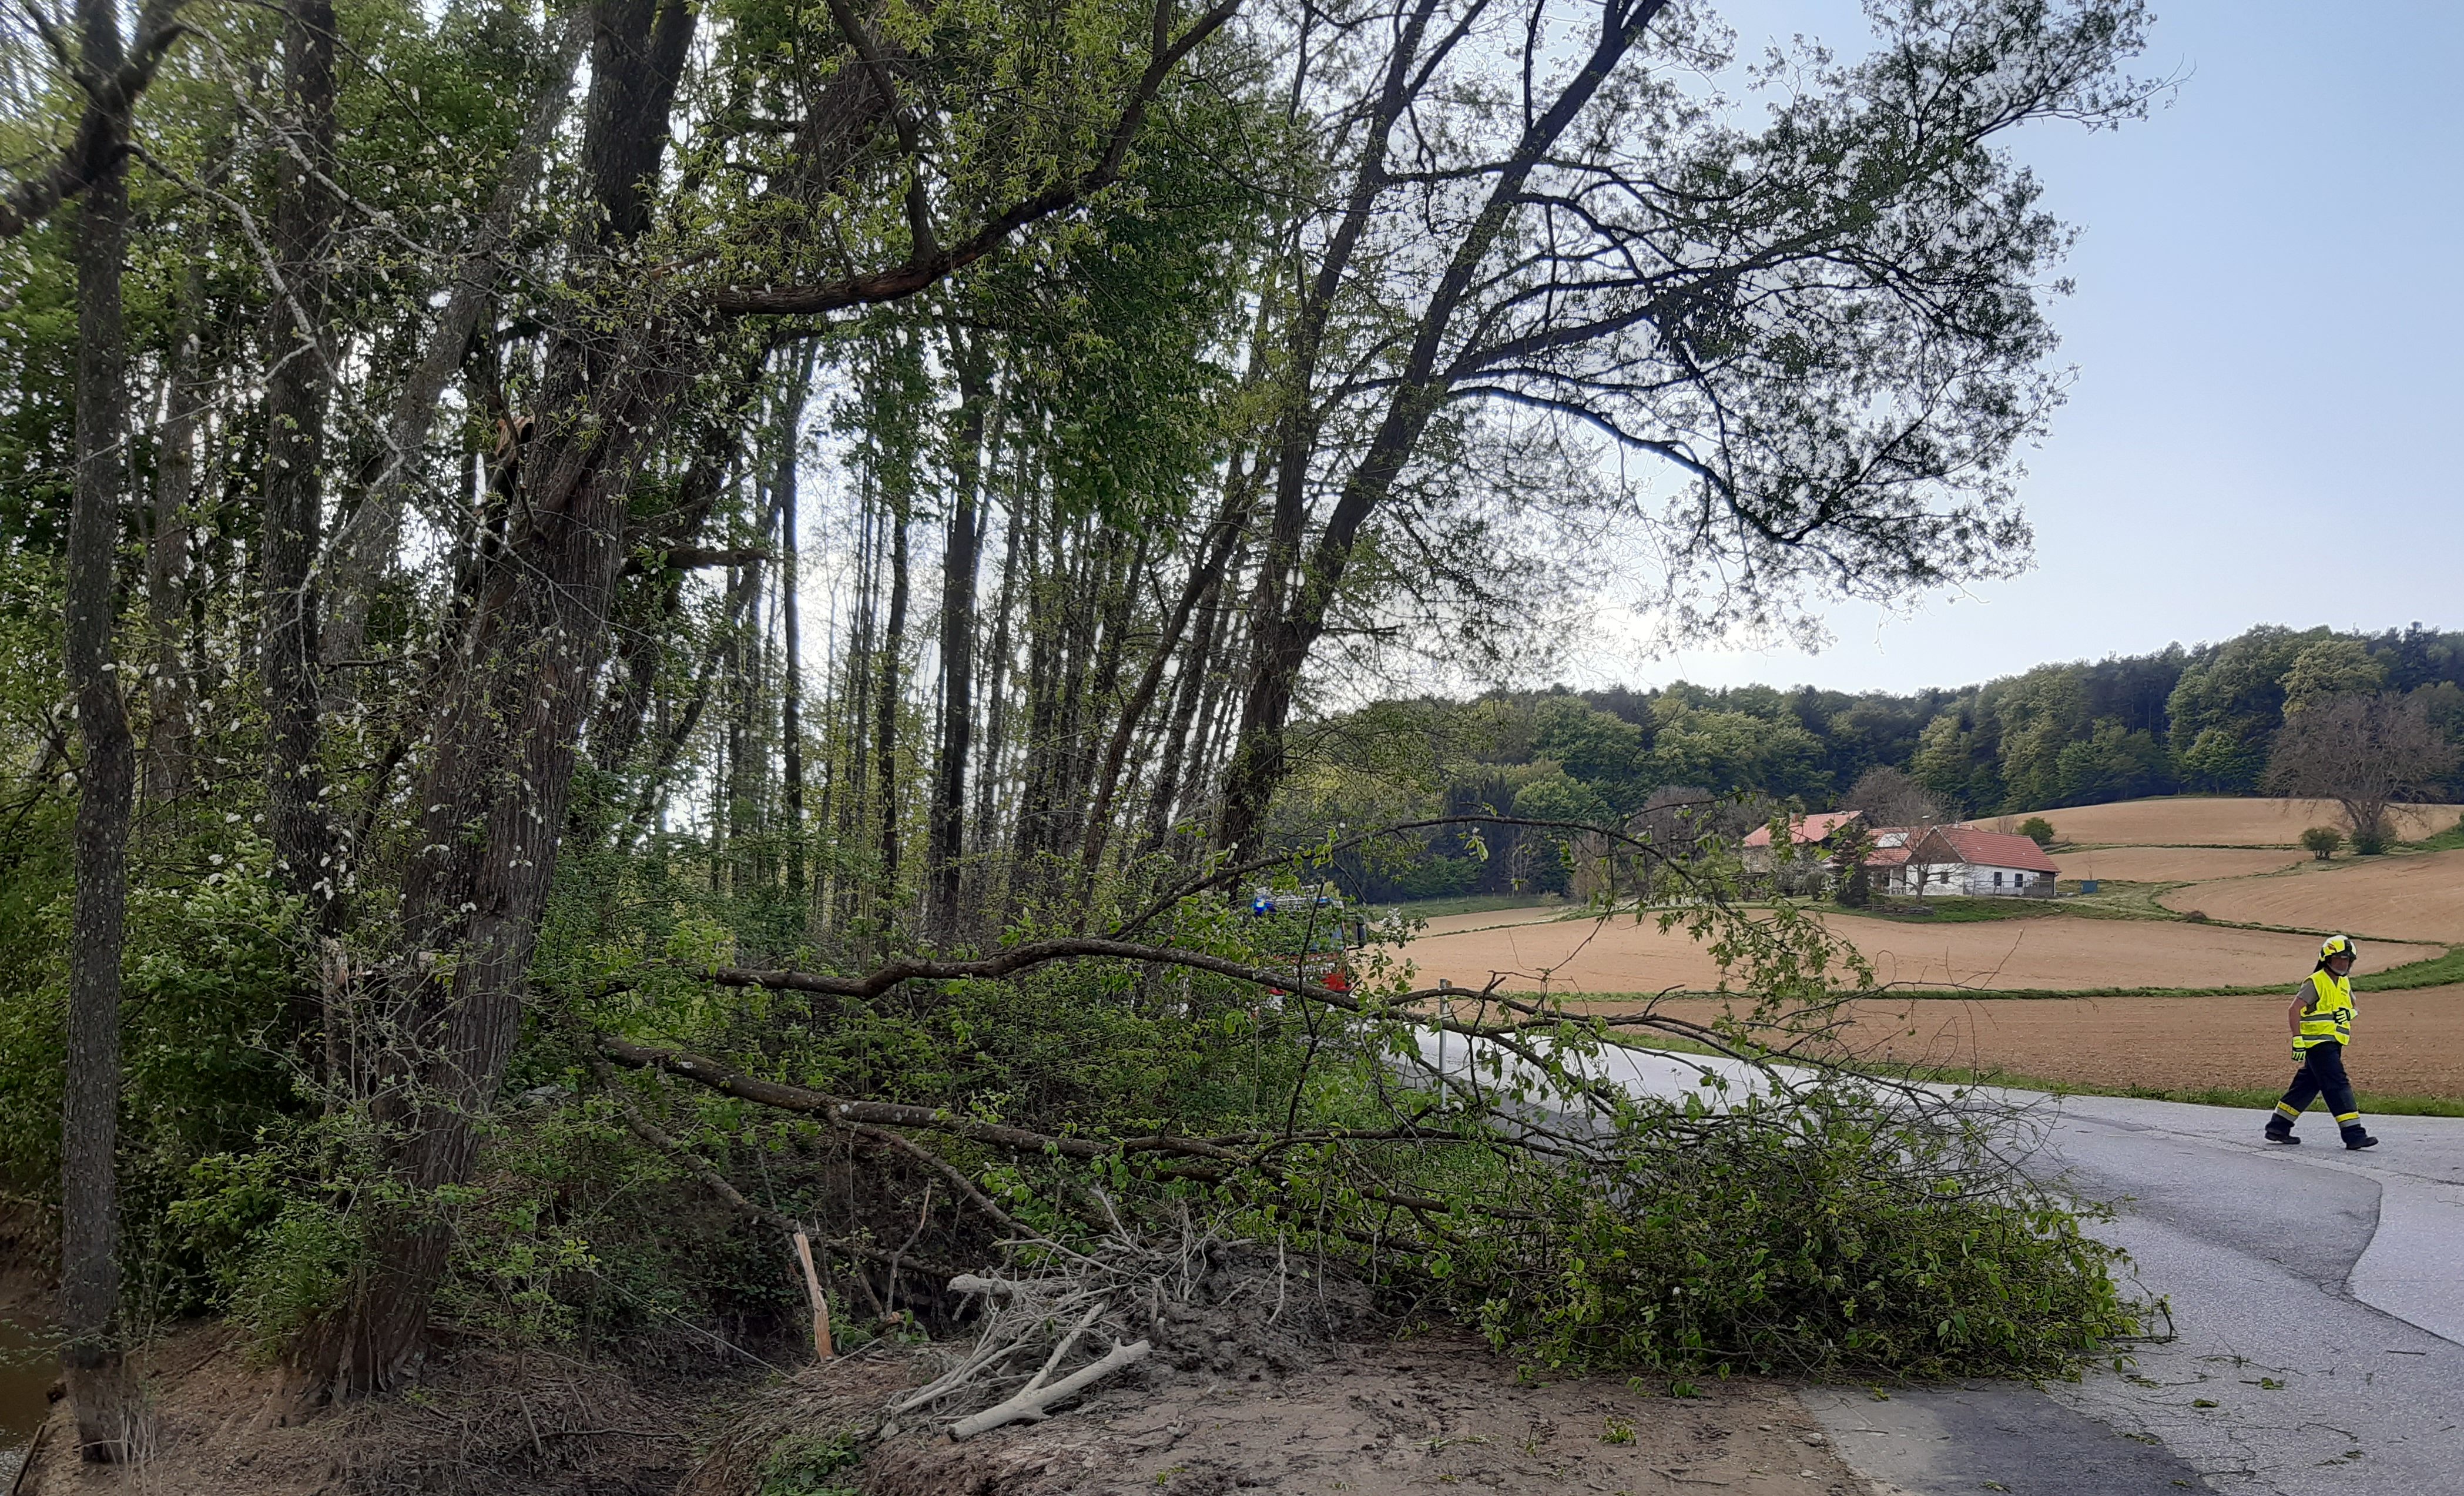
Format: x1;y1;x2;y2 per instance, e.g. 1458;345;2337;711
2263;1116;2300;1145
2342;1124;2379;1151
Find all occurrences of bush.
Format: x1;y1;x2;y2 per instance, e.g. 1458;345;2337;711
2017;816;2057;848
2352;827;2391;856
1441;1083;2142;1378
2300;826;2344;861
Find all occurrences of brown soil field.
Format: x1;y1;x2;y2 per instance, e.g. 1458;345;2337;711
1390;910;2440;996
2033;796;2456;847
2048;846;2304;883
1635;986;2464;1101
1400;903;1566;938
2157;848;2464;944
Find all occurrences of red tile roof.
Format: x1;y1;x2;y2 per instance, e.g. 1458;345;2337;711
1911;825;2060;875
1741;811;1863;849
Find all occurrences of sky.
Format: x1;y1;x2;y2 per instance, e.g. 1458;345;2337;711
1566;0;2464;697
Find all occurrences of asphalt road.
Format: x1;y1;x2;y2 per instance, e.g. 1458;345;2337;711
1426;1039;2464;1493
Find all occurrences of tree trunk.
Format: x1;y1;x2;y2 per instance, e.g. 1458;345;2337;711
143;252;205;804
927;338;989;936
261;0;339;918
969;482;1024;909
1140;541;1236;855
61;0;136;1454
874;493;911;898
300;0;701;1394
320;13;589;684
778;372;812;902
1078;473;1254;883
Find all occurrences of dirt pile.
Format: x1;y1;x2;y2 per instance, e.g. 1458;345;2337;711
859;1337;1862;1495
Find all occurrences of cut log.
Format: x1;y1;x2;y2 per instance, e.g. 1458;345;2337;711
946;1338;1150;1442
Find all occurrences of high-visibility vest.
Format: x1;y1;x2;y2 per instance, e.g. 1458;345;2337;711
2294;969;2355;1054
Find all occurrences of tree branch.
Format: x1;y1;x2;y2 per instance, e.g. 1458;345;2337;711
0;0;187;239
710;0;1242;315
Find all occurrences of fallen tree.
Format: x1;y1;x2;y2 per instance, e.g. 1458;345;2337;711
557;818;2143;1395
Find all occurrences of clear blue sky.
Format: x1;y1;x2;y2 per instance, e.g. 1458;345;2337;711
1581;0;2464;696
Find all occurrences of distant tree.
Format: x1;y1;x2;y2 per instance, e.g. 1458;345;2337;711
1831;822;1878;908
2018;816;2056;847
2265;694;2458;853
2051;718;2175;806
2299;826;2344;861
2281;638;2385;714
2167;626;2329;791
1511;773;1615;895
1650;708;1828;802
1842;765;1945;829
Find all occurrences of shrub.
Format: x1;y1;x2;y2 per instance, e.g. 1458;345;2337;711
1440;1083;2143;1378
2183;909;2209;923
2300;826;2344;861
2352;827;2391;856
2017;816;2057;847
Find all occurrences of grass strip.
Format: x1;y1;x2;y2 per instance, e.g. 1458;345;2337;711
1851;1061;2464;1118
1379;892;1560;920
2402;818;2464;853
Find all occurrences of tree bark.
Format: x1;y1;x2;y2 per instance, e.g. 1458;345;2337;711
261;0;340;918
927;335;989;936
143;251;206;803
1078;473;1255;883
874;490;911;897
777;367;813;902
320;12;589;682
299;0;703;1394
1213;0;1674;855
61;0;137;1455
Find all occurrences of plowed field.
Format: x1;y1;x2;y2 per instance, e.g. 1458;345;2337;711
2048;846;2304;883
1389;911;2441;995
2033;796;2455;847
2157;848;2464;944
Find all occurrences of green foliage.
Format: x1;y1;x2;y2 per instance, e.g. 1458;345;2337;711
2017;817;2056;847
1441;1085;2139;1378
2300;826;2344;860
1289;624;2464;842
2406;814;2464;853
169;1139;370;1351
2166;627;2326;792
757;1427;864;1496
2281;638;2385;713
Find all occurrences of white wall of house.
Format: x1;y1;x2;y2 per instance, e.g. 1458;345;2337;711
1889;864;2057;897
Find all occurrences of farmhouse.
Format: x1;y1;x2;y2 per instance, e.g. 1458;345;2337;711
1878;825;2060;898
1739;811;1865;873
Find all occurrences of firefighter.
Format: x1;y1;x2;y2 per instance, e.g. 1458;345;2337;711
2263;934;2378;1150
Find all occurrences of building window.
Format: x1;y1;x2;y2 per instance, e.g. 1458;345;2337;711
1993;871;2004;887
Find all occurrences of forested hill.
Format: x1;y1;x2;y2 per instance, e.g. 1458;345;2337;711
1276;623;2464;899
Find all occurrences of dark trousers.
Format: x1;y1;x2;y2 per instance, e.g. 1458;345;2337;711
2277;1042;2359;1122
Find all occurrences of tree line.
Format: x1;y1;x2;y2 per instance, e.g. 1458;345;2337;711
1282;623;2464;900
